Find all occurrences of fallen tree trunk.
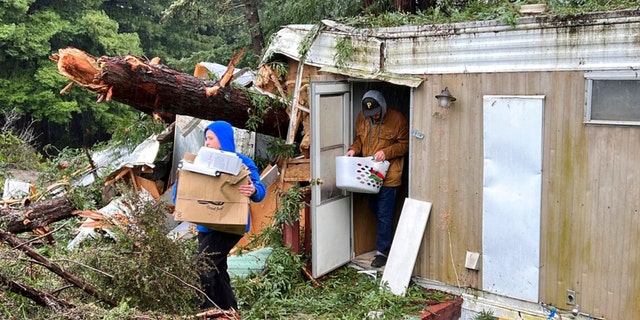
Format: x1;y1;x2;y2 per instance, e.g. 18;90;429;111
49;47;289;137
0;228;118;307
0;198;74;234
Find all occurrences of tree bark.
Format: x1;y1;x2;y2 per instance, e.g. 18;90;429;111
0;228;118;307
0;198;74;234
243;0;264;59
50;47;289;138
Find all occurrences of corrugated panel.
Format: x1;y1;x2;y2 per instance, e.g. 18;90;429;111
263;24;382;71
385;18;640;74
197;62;255;86
264;24;424;87
263;10;640;83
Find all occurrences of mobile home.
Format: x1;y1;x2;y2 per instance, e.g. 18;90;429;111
260;9;640;319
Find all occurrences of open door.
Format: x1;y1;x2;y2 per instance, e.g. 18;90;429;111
310;82;352;278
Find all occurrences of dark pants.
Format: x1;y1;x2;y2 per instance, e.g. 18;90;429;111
368;186;398;256
197;230;243;310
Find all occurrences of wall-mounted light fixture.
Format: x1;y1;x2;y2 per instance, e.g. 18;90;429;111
435;87;456;108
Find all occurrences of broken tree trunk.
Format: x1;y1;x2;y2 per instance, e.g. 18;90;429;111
0;198;74;234
0;228;118;307
49;47;289;137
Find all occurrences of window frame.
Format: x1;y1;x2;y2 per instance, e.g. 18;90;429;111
584;71;640;126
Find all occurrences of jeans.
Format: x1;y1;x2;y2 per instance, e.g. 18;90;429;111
368;186;398;256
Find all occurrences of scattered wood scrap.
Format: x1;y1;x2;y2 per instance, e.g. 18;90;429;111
195;308;241;320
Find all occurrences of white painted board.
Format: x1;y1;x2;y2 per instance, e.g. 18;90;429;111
380;198;432;296
482;95;543;302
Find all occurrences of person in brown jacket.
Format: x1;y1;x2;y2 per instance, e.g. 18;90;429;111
346;89;409;268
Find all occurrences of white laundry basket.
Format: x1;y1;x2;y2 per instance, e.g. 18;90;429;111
335;156;390;194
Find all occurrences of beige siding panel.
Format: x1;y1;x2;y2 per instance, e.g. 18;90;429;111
410;71;640;319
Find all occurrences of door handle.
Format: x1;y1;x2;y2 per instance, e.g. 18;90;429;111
310;178;324;185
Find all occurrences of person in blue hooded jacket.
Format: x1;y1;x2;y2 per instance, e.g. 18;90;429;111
179;121;266;312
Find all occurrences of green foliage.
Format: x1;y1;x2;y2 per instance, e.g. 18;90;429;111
0;132;46;171
0;75;76;124
79;11;142;56
297;23;321;59
108;112;170;155
362;0;394;14
0;190;201;319
273;184;305;226
474;309;499;320
0;0;145;151
458;0;520;26
244;88;285;132
340;0;638;29
268;61;289;80
68;182;103;210
0;108;48;194
334;36;355;69
0;7;67;61
265;136;298;160
259;0;362;39
1;0;637;155
0;131;46;195
67;190;200;314
235;254;457;319
159;0;256;67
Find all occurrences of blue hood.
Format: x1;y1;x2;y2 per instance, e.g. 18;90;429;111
204;121;236;152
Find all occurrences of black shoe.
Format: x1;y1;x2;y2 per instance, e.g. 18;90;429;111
371;255;387;268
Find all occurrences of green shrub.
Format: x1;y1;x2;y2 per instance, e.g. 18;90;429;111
0;132;45;170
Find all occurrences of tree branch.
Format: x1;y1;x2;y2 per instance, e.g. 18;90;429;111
0;228;118;307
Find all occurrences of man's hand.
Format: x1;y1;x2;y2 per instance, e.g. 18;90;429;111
239;180;256;197
346;150;355;157
373;150;386;162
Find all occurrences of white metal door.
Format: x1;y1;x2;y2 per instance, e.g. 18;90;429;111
310;82;353;278
482;95;544;302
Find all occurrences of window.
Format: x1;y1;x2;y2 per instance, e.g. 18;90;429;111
584;71;640;125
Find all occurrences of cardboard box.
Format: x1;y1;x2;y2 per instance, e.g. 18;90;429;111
173;167;251;235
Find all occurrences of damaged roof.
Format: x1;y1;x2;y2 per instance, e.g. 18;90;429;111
263;9;640;87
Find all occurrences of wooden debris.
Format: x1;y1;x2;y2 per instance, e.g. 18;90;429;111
195;308;241;319
302;267;323;288
73;210;130;229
